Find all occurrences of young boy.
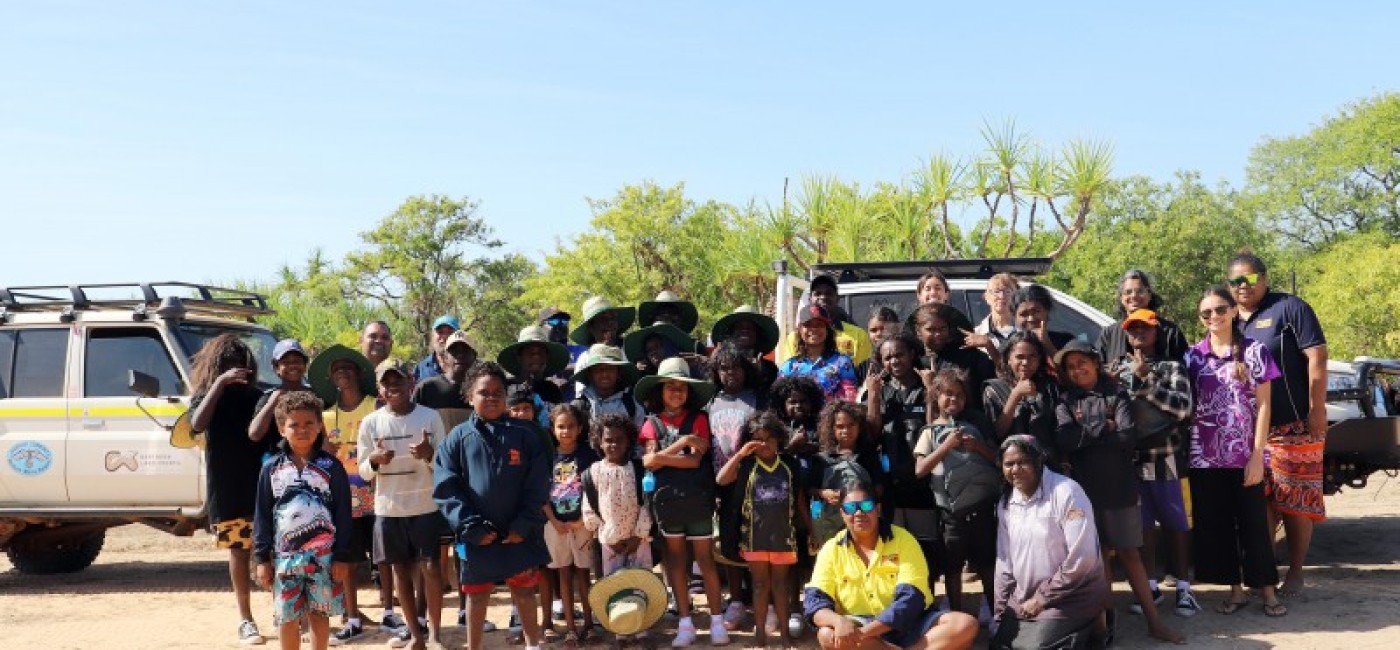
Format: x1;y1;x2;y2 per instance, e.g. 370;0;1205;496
249;339;316;446
433;361;553;650
360;359;449;650
308;345;393;644
569;344;642;427
253;391;354;650
1109;309;1201;617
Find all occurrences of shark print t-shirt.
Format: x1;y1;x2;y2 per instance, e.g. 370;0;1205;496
252;450;352;563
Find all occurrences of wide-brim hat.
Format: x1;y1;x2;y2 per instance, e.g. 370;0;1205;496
573;344;640;389
588;569;668;636
710;305;779;354
634;357;715;410
622;323;695;365
570;296;636;345
638;290;699;333
1052;338;1098;368
498;325;570;378
308;344;377;405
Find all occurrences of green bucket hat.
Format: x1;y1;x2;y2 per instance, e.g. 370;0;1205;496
497;325;570;379
710;304;780;354
569;296;636;345
308;344;377;405
622;323;695;365
637;290;699;333
573;344;640;389
634;357;715;411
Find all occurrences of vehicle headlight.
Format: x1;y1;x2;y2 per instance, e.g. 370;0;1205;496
1328;373;1358;391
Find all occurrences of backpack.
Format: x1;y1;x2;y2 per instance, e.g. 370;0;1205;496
922;422;1002;516
645;412;717;524
571;388;638;433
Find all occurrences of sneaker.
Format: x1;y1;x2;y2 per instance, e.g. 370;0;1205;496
672;619;697;647
381;612;406;632
330;622;364;646
238;620;264;645
1175;589;1202;618
386;627;412;648
764;610;778;635
787;613;804;638
709;620;730;646
1129;588;1165;615
721;601;745;631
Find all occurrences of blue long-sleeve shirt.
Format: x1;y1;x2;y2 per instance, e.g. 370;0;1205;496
433;413;551;584
252;450;353;565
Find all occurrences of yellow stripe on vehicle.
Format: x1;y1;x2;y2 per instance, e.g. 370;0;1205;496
0;406;188;418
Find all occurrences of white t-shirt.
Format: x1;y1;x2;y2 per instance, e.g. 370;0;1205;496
358;404;446;518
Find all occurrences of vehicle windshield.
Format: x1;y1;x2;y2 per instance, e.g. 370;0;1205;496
174;323;280;387
843;287;1103;343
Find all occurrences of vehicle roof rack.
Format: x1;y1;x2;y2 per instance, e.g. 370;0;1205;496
809;257;1053;283
0;282;273;318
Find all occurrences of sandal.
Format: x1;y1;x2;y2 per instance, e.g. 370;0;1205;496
1216;598;1250;615
1263;601;1288;617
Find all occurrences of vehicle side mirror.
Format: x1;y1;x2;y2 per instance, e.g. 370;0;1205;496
128;370;160;398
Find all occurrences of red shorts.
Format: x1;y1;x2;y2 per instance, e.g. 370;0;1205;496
461;568;541;595
741;551;798;566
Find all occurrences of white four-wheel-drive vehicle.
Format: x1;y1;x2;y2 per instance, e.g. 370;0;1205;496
774;257;1400;496
0;282;276;574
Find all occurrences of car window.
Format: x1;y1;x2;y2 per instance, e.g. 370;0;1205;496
85;327;185;397
175;323;280;387
846;286;1104;343
0;328;69;398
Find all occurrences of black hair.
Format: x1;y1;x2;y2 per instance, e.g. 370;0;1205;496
868;306;900;324
796;316;840;358
769;375;825;423
506;382;536;407
999;434;1047;507
1116;269;1165;318
549;402;588;441
742;410;789;447
998;330;1054;383
876;330;924;365
817;400;870;454
916;269;950;298
1011;285;1056;316
706;342;760;396
838;479;876;502
910;303;968;349
1200;286;1248;383
1227;250;1269;276
925;367;970;419
274;391;328;453
590;412;640;457
462;361;509;402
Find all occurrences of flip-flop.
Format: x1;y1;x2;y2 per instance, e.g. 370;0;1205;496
1216;598;1250;615
1263;601;1288;617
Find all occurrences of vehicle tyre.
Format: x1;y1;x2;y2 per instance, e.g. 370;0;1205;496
5;530;105;574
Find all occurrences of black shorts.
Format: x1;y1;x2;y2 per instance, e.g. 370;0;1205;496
373;513;441;565
940;505;997;573
348;515;375;564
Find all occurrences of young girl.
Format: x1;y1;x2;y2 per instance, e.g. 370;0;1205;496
187;334;267;644
1184;287;1286;617
541;404;600;646
635;357;727;647
909;303;996;400
1053;341;1183;643
581;413;653;574
253;391;353;650
983;331;1062;463
705;343;765;630
811;401;884;549
716;412;806;648
859;307;901;380
913;369;998;625
769;376;824;457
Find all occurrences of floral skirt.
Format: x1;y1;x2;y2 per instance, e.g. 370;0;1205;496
1263;419;1327;522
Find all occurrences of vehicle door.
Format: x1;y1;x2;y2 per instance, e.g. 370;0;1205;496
65;324;200;505
0;326;71;505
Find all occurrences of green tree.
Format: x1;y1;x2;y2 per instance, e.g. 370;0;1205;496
1295;232;1400;359
1246;92;1400;249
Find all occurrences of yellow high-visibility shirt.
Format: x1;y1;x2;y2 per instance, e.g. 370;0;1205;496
805;524;932;618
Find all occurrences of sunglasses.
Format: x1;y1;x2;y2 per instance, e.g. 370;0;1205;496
545;317;570;327
840;499;877;516
1198;304;1231;321
1226;273;1260;288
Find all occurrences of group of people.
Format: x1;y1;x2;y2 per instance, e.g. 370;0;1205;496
190;250;1330;650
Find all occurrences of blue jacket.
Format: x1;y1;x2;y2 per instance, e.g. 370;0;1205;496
433;413;551;584
414;354;443;382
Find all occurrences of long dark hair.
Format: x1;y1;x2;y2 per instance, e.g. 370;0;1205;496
997;330;1054;384
999;434;1047;507
1116;269;1164;318
817;401;870;455
189;334;256;394
706;342;760;397
911;303;968;350
1201;286;1248;383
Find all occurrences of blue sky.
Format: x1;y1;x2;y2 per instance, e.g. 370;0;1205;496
2;2;1396;288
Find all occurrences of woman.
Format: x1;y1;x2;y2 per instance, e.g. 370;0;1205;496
967;272;1020;357
1096;269;1189;365
982;331;1061;460
1228;252;1329;597
1183;287;1286;617
992;436;1109;650
1010;285;1076;358
779;304;858;403
804;481;978;650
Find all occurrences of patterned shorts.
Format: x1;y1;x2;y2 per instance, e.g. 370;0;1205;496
274;549;345;625
213;518;253;550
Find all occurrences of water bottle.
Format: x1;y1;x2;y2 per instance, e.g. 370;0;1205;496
810;498;824;521
880;453;891;473
642;471;656;494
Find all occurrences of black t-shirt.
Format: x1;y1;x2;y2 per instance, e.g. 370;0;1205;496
251;386;316;450
983;378;1062;462
871;380;934;509
193;384;267;523
1239;291;1327;427
549;445;599;522
413;375;470;411
1097;317;1189;366
737;454;799;554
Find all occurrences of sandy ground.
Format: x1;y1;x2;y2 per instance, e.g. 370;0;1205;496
4;477;1400;650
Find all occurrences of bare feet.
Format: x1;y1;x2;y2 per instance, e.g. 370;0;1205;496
1149;623;1186;645
1279;571;1305;597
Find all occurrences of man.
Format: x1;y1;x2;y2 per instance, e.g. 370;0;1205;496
361;320;394;369
777;275;873;367
416;315;460;381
